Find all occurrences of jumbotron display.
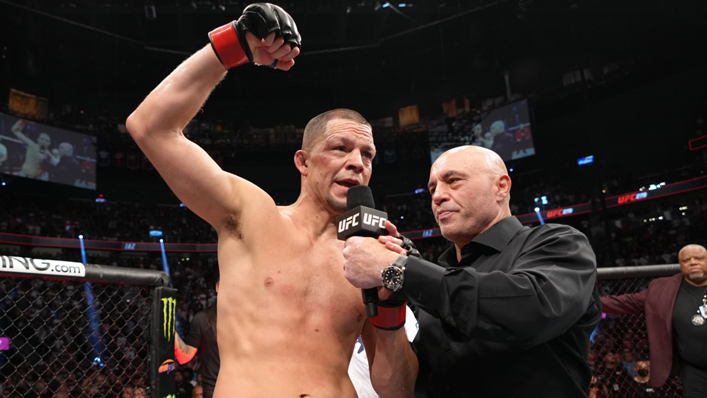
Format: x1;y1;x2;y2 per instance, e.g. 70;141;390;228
0;112;96;189
429;99;534;163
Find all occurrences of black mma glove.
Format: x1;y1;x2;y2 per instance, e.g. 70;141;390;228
208;3;301;69
399;234;421;259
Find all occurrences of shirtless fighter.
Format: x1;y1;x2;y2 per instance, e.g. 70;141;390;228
126;4;392;397
11;119;53;180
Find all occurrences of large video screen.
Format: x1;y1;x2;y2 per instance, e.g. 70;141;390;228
0;112;96;189
429;99;534;163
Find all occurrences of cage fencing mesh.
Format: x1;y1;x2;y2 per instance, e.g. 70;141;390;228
0;271;691;397
0;277;151;398
593;276;683;398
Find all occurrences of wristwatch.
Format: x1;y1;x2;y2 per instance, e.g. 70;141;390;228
382;254;407;292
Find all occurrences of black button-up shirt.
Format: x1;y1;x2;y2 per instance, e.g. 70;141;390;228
404;217;601;398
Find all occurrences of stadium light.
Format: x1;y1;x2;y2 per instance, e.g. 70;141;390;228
577;155;594;166
534;207;545;225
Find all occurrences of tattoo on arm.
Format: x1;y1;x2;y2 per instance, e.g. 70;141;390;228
176;334;190;354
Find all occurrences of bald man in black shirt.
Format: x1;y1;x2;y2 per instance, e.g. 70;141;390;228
343;145;601;398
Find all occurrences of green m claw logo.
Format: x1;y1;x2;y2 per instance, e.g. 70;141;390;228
161;297;176;340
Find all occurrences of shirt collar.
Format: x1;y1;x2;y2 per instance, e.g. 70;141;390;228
469;216;524;253
439;216;524;267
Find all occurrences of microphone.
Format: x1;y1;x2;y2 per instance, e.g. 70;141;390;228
336;185;389;318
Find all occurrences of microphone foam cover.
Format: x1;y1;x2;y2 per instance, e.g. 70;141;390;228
346;185;375;210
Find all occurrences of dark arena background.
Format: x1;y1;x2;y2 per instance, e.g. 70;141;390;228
1;0;707;397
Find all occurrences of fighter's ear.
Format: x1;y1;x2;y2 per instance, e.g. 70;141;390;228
294;150;308;176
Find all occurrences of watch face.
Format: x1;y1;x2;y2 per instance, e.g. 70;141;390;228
382;266;404;291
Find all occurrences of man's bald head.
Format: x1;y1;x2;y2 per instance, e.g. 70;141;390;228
435;145;509;183
678;244;706;258
490;121;506;135
302;109;370;151
58;142;73;157
678;244;707;286
429;145;512;248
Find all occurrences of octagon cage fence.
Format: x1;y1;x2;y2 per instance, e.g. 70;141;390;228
0;257;176;398
0;258;685;397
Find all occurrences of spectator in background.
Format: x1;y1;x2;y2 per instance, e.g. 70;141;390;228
132;386;147;398
588;350;598;370
624;357;656;397
175;278;219;398
182;368;197;388
0;141;7;165
596;351;634;397
10;119;56;180
122;384;134;398
621;348;638;378
489;120;515;160
55;385;70;398
50;142;81;186
588;375;610;398
191;385;204;398
601;244;707;397
175;369;193;398
27;378;50;398
481;131;494;148
471;123;484;146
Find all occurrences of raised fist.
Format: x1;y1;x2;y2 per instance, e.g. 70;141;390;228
208;3;301;70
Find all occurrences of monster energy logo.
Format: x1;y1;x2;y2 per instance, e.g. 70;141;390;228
163;395;175;398
161;297;176;341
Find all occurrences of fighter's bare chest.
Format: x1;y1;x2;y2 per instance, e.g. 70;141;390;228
254;244;361;307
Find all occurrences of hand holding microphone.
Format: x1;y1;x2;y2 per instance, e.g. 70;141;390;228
339;186;415;330
337;185;389;318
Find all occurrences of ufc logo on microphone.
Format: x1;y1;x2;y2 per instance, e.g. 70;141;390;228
338;214;360;233
363;213;386;229
336;206;389;240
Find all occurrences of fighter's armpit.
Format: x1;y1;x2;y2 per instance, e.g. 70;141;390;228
222;213;243;240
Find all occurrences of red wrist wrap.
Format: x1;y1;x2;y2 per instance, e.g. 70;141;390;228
369;303;406;330
208;23;249;69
